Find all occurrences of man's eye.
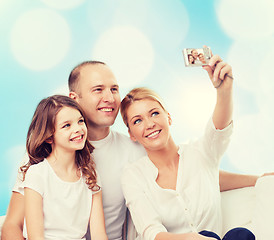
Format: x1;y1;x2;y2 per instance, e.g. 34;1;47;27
111;88;119;93
134;119;141;125
94;88;102;92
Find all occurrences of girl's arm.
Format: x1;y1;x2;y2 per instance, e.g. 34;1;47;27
24;187;44;240
203;55;233;130
89;191;108;240
1;192;25;240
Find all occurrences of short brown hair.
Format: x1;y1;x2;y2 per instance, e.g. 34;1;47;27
120;87;167;127
68;61;106;93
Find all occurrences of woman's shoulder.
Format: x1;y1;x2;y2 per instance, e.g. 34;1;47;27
124;155;148;170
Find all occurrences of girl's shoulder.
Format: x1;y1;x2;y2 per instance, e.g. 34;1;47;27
27;159;48;173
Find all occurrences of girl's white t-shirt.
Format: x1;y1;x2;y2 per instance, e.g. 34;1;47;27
21;159;99;240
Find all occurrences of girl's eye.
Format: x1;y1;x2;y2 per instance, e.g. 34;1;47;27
78;119;84;124
151;111;159;117
63;123;70;128
133;119;141;125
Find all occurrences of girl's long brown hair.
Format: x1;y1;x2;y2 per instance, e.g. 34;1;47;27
20;95;100;191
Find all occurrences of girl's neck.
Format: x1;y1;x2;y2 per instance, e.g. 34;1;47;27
47;149;80;182
47;148;76;171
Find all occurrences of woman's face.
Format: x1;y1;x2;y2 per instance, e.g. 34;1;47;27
126;99;172;152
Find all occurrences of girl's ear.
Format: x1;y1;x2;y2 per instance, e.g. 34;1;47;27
128;129;137;142
45;136;53;144
168;113;172;126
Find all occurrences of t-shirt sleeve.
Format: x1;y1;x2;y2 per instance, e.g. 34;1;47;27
22;165;44;197
13;153;30;194
92;170;102;195
121;165;167;240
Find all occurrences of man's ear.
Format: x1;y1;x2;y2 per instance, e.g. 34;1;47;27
45;136;53;144
128;129;137;142
168;113;172;126
69;91;78;101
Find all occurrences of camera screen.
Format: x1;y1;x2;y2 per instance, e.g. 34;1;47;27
183;47;211;67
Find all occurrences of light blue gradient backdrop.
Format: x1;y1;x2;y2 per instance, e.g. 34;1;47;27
1;0;274;215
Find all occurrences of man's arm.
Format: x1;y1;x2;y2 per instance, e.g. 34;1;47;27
219;170;274;192
219;170;258;192
1;192;25;240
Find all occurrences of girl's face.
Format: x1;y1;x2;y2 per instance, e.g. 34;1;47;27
188;55;194;63
52;106;87;153
126;99;172;152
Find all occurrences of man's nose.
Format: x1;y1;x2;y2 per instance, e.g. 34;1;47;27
103;89;114;103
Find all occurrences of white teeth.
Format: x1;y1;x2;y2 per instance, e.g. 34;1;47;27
100;108;113;112
147;131;160;138
71;136;82;141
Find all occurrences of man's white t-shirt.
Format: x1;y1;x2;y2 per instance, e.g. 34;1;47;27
90;130;146;240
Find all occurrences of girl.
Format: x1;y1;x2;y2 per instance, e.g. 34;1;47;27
120;55;255;240
20;95;108;240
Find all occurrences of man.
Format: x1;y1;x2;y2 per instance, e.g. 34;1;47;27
1;60;261;240
68;61;146;240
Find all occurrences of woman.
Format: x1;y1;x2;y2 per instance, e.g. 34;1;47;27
120;55;254;240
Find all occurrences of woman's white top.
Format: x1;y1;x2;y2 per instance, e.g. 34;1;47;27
121;118;233;240
21;159;100;240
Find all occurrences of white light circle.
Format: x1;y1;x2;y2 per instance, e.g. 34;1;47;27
227;114;274;175
92;26;154;88
41;0;86;9
258;46;274;107
10;9;70;71
167;75;215;138
227;40;274;93
217;0;274;40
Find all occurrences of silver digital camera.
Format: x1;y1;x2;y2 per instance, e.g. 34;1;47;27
183;47;211;67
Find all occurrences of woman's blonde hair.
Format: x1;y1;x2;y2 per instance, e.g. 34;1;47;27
120;87;167;127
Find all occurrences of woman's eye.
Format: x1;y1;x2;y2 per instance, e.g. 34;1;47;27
152;111;159;117
133;119;141;125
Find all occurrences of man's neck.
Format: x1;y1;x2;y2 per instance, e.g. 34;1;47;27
88;126;110;141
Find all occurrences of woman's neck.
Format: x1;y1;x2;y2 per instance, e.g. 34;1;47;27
146;138;179;170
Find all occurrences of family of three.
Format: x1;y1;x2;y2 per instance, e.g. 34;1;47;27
2;51;262;240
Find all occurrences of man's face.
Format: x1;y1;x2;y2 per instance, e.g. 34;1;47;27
192;50;198;59
74;64;121;130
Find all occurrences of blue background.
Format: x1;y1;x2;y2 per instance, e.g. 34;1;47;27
1;0;274;216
